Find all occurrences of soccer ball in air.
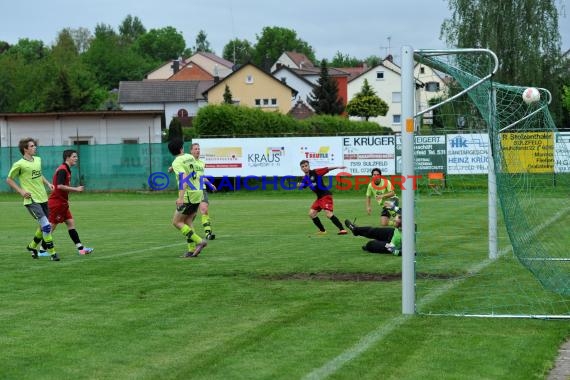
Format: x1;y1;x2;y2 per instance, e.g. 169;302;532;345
522;87;540;104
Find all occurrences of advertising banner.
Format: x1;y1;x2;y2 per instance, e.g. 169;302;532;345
500;132;554;173
196;137;343;177
554;132;570;173
396;135;447;174
446;133;490;174
342;135;396;175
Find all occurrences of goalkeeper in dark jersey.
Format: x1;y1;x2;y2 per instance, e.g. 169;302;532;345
298;160;348;235
344;215;402;256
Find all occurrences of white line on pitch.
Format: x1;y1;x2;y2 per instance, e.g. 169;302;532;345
302;207;569;380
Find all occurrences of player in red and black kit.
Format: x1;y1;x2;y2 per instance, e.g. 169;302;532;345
298;160;348;235
44;149;93;255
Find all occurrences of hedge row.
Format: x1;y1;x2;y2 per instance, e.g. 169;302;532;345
187;104;392;138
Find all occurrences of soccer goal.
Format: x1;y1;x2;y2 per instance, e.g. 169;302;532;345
400;46;570;318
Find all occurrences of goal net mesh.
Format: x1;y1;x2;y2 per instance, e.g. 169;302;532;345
414;50;570;317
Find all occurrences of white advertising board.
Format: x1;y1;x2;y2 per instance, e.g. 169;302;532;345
342;135;397;175
446;133;490;174
196;137;343;177
555;132;570;173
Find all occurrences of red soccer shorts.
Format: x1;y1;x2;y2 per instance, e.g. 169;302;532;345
311;194;334;212
48;201;72;224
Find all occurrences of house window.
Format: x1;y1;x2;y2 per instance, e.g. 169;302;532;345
420;66;425;74
425;81;441;92
246;75;254;84
376;71;385;80
122;139;139;144
392;114;401;124
254;98;278;107
392;92;402;103
70;137;92;145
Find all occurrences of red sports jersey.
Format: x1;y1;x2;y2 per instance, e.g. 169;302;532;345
302;167;332;199
49;163;71;204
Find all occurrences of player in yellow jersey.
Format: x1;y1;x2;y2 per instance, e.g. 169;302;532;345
168;138;207;258
190;143;216;240
6;138;59;261
365;168;400;226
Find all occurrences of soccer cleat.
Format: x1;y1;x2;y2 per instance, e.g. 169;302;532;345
205;232;216;240
182;252;197;258
344;219;357;235
38;249;50;257
338;230;348;235
50;253;60;261
78;247;94;255
26;245;39;259
191;240;208;257
314;230;327;236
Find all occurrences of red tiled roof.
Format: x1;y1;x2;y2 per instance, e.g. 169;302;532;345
285;51;315;68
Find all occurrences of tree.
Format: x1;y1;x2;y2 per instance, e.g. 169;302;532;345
67;27;92;53
346;79;388;121
134;26;186;62
364;55;382;67
223;84;233;104
222;38;254;65
563;85;570;113
0;41;9;54
330;51;360;67
168;117;183;141
440;0;565;124
52;29;79;62
194;30;213;53
252;26;316;69
119;15;146;45
83;23;152;89
308;59;344;115
6;38;48;61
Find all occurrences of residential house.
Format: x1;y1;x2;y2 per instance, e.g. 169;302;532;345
118;80;213;125
293;66;350;108
271;51;315;72
272;65;315;110
271;51;350;108
347;59;419;130
0;111;163;146
203;63;297;114
145;52;234;81
167;61;214;81
187;52;234;79
145;57;190;80
414;63;448;121
336;64;368;82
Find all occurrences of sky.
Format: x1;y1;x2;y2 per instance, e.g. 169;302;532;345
2;0;569;62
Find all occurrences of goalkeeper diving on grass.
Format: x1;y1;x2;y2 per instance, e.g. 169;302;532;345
344;214;402;255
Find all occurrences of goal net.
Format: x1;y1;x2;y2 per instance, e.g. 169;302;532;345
412;49;570;318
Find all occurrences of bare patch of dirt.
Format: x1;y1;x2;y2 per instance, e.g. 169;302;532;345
261;272;458;282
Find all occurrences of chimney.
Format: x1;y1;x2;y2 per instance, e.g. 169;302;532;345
214;76;220;83
171;59;180;74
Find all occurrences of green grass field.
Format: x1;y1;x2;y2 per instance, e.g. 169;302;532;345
1;190;569;379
